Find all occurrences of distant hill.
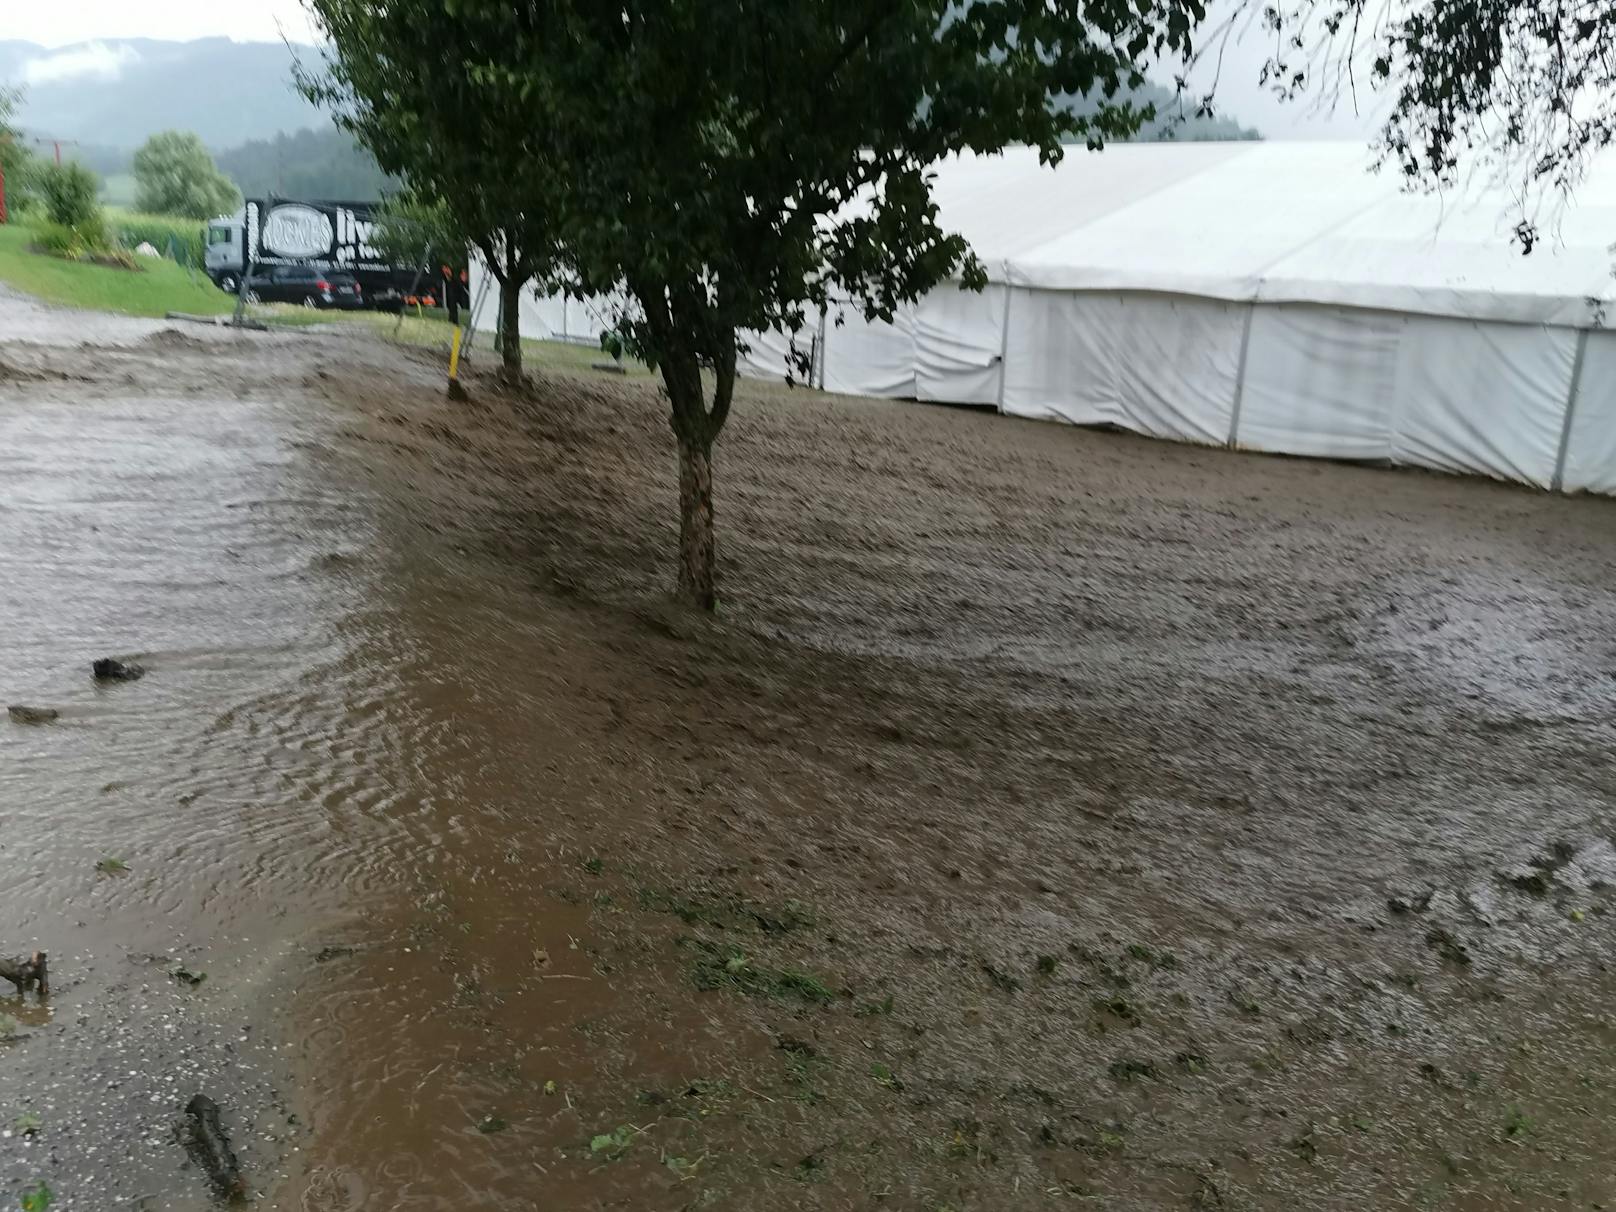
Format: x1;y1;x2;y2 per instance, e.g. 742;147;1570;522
1059;81;1260;143
0;38;322;149
0;35;1257;205
217;127;397;203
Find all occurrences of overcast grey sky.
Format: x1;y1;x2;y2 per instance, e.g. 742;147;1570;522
11;0;1382;140
8;0;318;48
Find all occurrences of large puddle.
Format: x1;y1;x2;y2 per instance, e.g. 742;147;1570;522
7;290;1616;1210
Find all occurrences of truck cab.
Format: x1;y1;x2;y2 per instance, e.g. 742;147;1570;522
204;212;245;293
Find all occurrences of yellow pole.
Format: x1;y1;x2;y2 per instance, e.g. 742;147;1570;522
448;325;463;381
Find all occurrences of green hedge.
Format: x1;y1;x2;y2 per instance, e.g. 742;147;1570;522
104;209;206;267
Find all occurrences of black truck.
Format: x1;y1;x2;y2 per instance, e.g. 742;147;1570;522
206;198;467;312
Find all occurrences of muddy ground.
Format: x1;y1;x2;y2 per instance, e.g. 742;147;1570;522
5;285;1616;1210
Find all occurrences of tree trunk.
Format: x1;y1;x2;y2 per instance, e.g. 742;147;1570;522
499;277;522;378
637;280;736;611
677;436;716;610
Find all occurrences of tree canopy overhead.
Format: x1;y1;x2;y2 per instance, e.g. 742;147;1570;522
1238;0;1616;249
301;5;564;376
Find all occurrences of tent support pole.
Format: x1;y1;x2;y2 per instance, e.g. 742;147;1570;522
1551;329;1591;493
1226;303;1257;448
817;306;828;391
994;286;1016;414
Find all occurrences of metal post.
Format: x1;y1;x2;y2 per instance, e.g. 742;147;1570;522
994;286;1016;414
396;246;428;342
461;269;493;359
1226;303;1258;448
1551;329;1592;493
231;202;257;327
816;305;829;391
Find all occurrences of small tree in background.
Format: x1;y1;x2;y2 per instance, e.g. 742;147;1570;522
300;10;561;379
39;161;100;229
374;192;457;307
0;85;36;220
373;191;453;270
132;130;240;220
309;1;1206;609
34;161;105;256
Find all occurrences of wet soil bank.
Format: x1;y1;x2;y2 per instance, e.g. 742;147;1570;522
6;286;1616;1209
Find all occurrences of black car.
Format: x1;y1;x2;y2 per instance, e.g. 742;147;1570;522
247;265;364;309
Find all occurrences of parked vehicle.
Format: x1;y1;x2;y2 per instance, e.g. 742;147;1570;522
204;200;465;312
245;266;364;310
205;217;245;294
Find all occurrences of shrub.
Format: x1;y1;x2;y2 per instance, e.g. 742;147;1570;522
38;161;101;229
31;221;99;259
31;215;124;265
31;222;81;257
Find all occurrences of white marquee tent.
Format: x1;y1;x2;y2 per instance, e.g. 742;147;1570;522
473;141;1616;495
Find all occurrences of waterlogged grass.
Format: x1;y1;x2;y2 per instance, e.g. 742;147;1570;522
682;939;834;1004
638;887;815;935
263;303;653;375
0;223;233;318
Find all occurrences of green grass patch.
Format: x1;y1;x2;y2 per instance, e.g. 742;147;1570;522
589;1124;638;1159
0;223;233;318
294;306;654;376
639;887;815;935
1107;1057;1157;1083
682;939;834;1004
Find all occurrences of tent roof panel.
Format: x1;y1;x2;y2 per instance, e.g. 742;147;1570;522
937;142;1612;326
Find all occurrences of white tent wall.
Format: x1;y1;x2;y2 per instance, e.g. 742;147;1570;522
465;259;622;348
822;304;918;398
1563;333;1616;495
751;288;1008;403
461;142;1616;495
1000;290;1244;443
736;327;802;382
1388;317;1577;488
1236;306;1405;462
914;285;1008;405
1234;306;1580;487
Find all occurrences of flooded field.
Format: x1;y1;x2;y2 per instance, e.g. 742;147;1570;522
5;285;1616;1210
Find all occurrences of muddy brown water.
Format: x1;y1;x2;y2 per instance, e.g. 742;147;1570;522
5;285;1616;1210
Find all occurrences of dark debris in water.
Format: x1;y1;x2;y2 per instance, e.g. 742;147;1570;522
92;658;146;683
1425;928;1473;966
7;706;60;725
